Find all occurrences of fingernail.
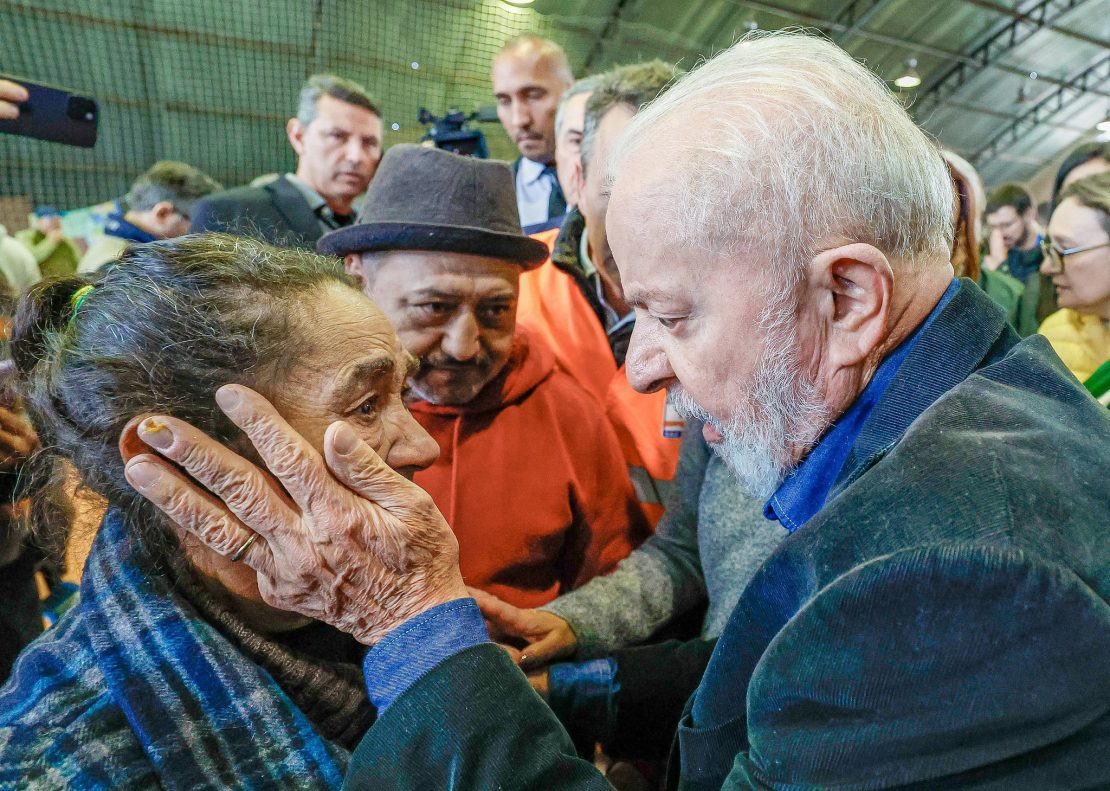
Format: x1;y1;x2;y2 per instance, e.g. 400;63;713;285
139;419;173;450
126;461;163;491
333;422;359;456
215;386;241;412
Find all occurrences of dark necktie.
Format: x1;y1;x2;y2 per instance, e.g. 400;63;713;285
542;165;567;219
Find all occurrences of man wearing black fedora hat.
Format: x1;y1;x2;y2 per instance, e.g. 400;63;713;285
318;144;648;611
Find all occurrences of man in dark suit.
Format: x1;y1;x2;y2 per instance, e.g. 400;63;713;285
492;35;573;234
190;74;382;249
128;33;1110;790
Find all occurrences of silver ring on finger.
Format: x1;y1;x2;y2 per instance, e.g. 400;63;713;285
228;533;258;563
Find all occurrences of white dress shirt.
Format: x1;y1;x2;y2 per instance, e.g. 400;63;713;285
514;157;555;228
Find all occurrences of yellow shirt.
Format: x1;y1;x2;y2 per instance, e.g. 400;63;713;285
1039;308;1110;382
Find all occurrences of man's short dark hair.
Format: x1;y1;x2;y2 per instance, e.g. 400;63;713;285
580;60;677;178
297;73;380;125
126;161;222;214
986;183;1033;216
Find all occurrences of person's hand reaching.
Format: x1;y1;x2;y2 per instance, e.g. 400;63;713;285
123;384;468;646
470;587;579;670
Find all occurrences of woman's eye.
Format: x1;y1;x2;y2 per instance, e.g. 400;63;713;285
356;395;379;416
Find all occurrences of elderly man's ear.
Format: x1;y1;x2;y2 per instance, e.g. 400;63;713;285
344;253;368;290
806;243;893;370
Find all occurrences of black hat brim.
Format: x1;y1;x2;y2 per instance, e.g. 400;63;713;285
317;222;549;269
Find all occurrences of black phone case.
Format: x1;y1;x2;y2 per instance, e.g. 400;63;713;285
0;77;98;148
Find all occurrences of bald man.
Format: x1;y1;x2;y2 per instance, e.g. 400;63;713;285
492;35;574;232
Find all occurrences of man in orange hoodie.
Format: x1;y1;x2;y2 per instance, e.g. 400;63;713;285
319;144;648;608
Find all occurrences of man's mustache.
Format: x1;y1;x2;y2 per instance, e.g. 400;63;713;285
418;353;493;373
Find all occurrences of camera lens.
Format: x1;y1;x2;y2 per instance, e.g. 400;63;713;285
66;96;97;122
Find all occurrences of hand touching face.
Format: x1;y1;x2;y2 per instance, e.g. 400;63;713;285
125;385;467;645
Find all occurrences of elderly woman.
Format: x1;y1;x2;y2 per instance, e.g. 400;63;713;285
1039;173;1110;404
0;235;439;788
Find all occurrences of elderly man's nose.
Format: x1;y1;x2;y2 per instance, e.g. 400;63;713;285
625;324;672;394
441;313;481;361
385;410;440;473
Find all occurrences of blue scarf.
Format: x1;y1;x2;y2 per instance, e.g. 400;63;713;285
0;510;348;789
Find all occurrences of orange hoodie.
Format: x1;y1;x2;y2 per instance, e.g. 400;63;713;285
518;228;682;526
409;328;649;608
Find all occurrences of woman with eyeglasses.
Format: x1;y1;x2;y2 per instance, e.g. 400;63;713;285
1038;172;1110;405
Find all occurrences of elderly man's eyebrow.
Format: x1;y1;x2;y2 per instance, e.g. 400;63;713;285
334;356;395;401
624;287;674;309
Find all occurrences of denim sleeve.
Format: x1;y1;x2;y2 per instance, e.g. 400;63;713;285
547;658;618;743
362;598;490;712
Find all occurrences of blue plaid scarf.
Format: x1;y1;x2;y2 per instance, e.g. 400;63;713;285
0;510;348;789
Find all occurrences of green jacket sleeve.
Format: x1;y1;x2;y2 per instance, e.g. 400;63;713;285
345;644;613;790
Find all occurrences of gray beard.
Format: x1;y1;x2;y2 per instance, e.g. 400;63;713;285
668;314;830;500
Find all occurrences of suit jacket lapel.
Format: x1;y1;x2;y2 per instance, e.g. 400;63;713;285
266;176;324;244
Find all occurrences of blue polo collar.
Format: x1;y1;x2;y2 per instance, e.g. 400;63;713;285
104;206;157;244
764;278;960;531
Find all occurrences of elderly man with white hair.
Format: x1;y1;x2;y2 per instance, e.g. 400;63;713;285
125;32;1110;789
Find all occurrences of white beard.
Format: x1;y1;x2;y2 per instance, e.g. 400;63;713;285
668;310;830;500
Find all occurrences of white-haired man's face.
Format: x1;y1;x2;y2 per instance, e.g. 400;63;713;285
605;150;907;498
605;187;826;496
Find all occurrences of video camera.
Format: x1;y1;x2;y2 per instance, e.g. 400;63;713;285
417;106;497;159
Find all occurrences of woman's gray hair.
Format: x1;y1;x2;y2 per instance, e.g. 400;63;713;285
609;31;955;287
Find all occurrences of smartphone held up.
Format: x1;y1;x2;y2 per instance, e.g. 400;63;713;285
0;75;98;148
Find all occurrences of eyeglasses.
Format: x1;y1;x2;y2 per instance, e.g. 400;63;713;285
1039;237;1110;272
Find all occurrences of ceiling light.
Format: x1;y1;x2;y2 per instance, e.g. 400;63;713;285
894;58;921;89
1097;115;1110;133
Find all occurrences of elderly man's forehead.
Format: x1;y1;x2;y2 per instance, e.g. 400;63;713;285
606;151;677;218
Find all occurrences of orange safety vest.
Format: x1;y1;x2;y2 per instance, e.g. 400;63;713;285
518;228;682;526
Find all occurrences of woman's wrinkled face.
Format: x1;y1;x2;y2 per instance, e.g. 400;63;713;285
269;282;440;476
187;283;439;627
